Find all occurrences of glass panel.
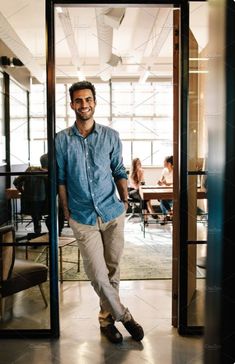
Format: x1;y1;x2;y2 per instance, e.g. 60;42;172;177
0;72;5;165
188;240;207;326
1;173;51;329
95;83;110;117
152;140;173;166
10;80;28;165
187;1;209;328
0;1;53;332
112;83;133;116
56;84;67;116
122;140;132;168
154;82;173;117
31;81;173;167
30;84;45;117
133;84;154;116
133;141;152;165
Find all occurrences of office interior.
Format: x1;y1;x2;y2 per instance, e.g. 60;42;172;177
0;1;235;363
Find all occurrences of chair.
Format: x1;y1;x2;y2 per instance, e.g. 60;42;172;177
27;233;79;284
127;187;141;221
0;225;48;321
13;167;48;235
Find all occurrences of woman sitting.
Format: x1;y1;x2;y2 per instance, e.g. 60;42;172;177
129;158;155;220
128;158;145;201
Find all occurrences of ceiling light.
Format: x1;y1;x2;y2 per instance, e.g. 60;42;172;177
12;57;24;66
139;67;150;84
107;54;122;67
189;57;209;61
0;56;11;66
189;70;208;74
103;8;126;29
0;56;24;67
99;69;111;81
77;68;86;81
56;7;63;13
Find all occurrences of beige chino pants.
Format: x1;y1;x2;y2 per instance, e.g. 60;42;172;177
69;212;131;327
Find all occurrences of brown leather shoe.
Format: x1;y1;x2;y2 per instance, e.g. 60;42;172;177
123;316;144;341
100;324;123;344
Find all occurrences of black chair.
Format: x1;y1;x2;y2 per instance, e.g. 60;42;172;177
13;168;49;235
0;225;48;321
126;188;141;221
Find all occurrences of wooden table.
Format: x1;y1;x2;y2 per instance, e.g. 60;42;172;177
139;186;207;236
139;186;173;201
5;188;21;229
28;234;80;283
139;185;207;202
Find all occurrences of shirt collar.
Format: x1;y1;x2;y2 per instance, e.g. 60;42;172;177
70;121;100;136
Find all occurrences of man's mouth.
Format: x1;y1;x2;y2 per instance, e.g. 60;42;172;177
80;108;90;113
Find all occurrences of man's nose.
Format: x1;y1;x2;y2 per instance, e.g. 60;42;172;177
80;100;88;107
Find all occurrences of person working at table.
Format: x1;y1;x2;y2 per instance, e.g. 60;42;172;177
129;158;156;217
158;155;173;222
129;157;145;200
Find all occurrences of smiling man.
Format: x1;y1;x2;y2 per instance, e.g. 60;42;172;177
55;81;144;344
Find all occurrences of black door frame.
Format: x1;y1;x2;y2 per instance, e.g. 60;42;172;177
46;0;206;339
0;0;207;339
0;0;205;338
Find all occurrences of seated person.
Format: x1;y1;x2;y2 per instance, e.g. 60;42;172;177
158;155;173;222
13;165;48;235
129;158;145;201
129;158;155;219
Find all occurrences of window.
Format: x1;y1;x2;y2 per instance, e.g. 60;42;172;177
30;80;173;167
0;72;5;164
10;80;28;165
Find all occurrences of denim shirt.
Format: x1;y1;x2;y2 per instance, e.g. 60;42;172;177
55;122;127;225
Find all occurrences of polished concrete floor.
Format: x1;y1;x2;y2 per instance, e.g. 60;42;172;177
0;279;203;364
1;215;206;363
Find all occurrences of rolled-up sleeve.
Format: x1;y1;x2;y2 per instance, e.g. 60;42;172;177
110;133;128;181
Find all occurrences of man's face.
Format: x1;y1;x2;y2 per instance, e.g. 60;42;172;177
70;89;96;122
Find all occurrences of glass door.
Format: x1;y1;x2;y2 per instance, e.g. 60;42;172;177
178;1;209;334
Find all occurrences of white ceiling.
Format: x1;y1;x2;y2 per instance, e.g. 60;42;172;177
0;1;208;84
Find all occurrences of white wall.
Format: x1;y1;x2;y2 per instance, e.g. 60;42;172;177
127;166;163;186
143;167;162;185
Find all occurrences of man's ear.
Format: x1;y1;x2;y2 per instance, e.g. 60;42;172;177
70;101;74;110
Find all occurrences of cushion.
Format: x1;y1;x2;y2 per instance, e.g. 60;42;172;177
0;228;15;281
1;259;48;297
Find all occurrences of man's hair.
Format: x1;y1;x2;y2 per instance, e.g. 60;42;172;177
69;81;96;102
166;155;173;165
40;153;48;169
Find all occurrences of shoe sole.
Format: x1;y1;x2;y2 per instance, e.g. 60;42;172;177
100;326;123;344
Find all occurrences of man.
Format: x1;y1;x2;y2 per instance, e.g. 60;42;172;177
55;81;144;344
